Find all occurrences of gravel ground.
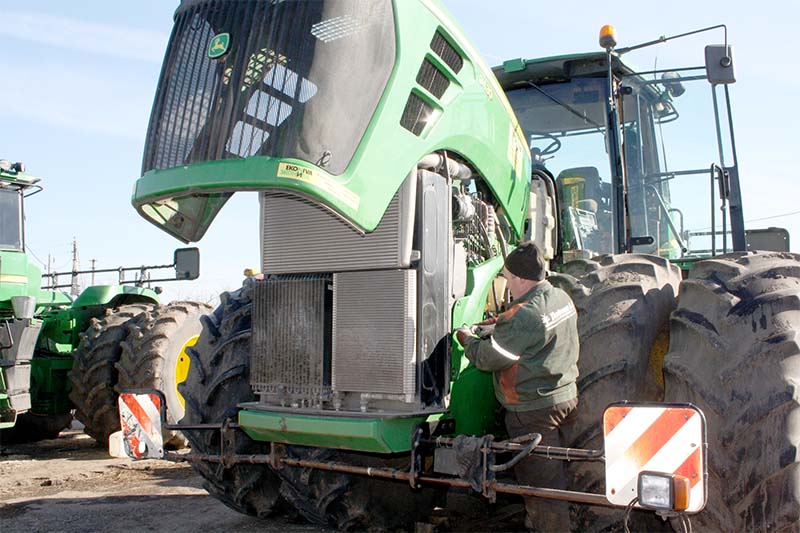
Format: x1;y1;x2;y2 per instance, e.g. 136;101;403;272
0;424;324;533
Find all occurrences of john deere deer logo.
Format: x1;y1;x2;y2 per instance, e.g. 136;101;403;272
208;33;230;59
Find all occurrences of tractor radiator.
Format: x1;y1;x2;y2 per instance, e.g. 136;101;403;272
250;275;332;407
260;178;415;274
332;270;417;399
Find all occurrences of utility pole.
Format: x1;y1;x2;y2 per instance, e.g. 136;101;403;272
91;259;96;285
70;238;81;298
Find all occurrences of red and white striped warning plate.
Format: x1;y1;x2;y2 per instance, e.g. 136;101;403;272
118;391;165;459
603;403;706;512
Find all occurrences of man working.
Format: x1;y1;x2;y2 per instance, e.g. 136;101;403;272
455;242;579;532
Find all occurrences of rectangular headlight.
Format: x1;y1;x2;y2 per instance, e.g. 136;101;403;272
638;471;690;511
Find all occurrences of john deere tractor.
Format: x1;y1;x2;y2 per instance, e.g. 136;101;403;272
122;1;798;531
0;161;209;445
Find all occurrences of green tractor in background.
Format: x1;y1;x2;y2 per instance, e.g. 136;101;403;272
122;1;798;531
0;161;210;445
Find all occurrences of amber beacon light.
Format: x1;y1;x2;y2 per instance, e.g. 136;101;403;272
599;24;618;49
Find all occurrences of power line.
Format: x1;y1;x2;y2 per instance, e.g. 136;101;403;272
25;245;49;268
691;209;800;233
745;210;800;224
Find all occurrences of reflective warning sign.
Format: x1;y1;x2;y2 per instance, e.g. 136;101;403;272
603;403;707;512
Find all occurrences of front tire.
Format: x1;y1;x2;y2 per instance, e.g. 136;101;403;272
179;285;285;517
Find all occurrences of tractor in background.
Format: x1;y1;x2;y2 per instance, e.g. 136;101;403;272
121;1;798;531
0;160;209;445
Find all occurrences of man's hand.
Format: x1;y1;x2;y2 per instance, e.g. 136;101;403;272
472;323;496;338
455;327;473;346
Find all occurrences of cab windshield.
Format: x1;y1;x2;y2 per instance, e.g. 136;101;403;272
506;62;734;260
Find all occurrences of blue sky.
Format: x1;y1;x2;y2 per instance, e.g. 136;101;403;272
2;1;798;303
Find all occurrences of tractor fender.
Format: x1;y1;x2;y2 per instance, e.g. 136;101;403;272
71;285;160;309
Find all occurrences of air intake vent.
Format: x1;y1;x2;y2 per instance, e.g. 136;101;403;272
416;59;450;99
400;93;433;136
430;31;463;74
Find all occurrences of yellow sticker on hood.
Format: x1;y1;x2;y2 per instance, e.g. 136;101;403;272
277;162;360;210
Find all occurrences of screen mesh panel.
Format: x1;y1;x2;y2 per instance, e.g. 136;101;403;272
143;0;395;175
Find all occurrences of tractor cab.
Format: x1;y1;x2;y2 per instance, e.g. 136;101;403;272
495;26;744;263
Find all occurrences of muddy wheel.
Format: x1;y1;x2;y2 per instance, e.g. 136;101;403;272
68;303;154;444
0;412;73;444
664;251;800;531
116;301;211;447
179;284;285;517
277;446;443;531
549;253;681;528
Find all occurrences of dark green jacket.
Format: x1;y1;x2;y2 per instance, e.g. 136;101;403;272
463;281;579;411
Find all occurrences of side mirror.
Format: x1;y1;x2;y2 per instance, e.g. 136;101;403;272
174;247;200;280
705;45;735;84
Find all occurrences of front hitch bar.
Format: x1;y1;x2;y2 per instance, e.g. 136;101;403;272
156;419;612;509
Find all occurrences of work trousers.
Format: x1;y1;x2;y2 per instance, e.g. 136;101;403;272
504;397;579;533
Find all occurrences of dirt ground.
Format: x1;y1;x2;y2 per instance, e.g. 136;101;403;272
0;423;325;533
0;421;537;532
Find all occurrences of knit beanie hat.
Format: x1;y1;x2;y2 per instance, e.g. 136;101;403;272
504;241;546;281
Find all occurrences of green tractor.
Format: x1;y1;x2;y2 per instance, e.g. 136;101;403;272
121;1;797;531
0;161;209;445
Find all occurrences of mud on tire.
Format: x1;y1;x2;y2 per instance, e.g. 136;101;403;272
549;253;681;528
179;284;285;517
68;303;154;444
116;301;211;448
664;251;800;532
277;447;443;531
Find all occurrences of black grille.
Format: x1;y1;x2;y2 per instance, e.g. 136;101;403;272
250;274;332;406
430;31;463;74
143;0;395;175
400;93;433;136
416;59;450;99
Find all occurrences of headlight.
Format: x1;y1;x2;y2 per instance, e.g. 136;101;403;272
637;471;690;511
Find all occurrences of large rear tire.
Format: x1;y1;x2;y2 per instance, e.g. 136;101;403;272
68;303;154;444
664;251;800;531
116;301;211;447
179;285;285;518
549;253;681;528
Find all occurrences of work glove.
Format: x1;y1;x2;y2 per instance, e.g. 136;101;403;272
455;323;496;346
455;327;473;346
